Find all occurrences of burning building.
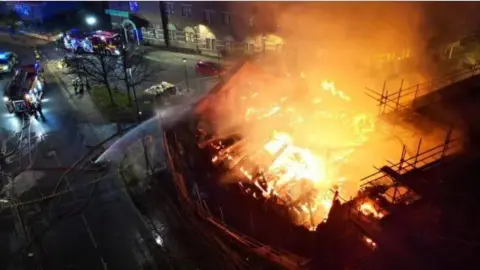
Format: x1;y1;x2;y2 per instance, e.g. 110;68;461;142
163;57;463;268
191;59;453;227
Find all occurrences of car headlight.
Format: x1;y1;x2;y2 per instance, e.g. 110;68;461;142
3;96;9;102
0;65;7;70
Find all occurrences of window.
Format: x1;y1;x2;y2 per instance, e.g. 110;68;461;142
169;30;176;41
165;2;174;15
222;13;231;25
224;41;232;51
206;38;216;50
129;1;139;12
185;32;196;43
181;5;192;17
248;16;255;26
203;10;213;24
245;43;254;51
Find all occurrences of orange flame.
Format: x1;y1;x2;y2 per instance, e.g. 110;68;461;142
206;75;376;230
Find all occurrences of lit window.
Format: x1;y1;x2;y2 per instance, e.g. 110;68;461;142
206;38;216;50
204;10;212;25
224;41;232;51
249;16;254;27
169;30;176;41
181;5;192;17
129;1;139;12
185;32;196;43
166;3;174;15
222;13;231;25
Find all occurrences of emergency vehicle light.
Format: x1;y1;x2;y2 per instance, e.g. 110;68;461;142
0;53;7;60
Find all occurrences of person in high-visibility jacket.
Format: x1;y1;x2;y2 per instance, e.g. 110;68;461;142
34;47;41;61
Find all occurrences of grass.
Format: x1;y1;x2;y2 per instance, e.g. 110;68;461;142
90;85;137;123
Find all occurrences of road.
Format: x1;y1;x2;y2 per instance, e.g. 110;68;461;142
0;35;172;269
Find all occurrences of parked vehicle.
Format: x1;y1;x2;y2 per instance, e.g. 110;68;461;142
0;52;19;75
144;81;178;97
195;61;226;77
3;65;45;115
62;29;122;55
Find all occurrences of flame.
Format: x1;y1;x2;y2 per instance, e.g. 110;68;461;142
359;201;384;219
202;75;376;230
321;80;351;101
363;236;377;250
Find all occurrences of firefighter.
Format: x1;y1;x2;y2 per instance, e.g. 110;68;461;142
35;99;45;120
72;77;79;94
79;79;84;95
85;79;91;92
34;47;41;61
0;152;6;170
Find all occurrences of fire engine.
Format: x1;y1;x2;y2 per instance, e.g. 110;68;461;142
63;30;122;55
3;65;45;114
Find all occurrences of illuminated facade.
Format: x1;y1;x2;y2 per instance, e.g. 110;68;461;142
106;1;284;56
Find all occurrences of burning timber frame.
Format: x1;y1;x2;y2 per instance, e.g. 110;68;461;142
163;131;312;269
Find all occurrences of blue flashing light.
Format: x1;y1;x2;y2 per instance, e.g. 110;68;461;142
0;53;7;60
129;1;139;12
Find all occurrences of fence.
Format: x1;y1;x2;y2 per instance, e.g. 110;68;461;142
366;63;480;115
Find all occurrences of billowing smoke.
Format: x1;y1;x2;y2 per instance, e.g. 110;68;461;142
192;2;471;228
228;2;480;91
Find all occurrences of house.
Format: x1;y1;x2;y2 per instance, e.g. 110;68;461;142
106;1;285;57
5;1;78;24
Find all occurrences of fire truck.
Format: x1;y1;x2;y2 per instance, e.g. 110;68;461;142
3;65;45;115
63;30;122;55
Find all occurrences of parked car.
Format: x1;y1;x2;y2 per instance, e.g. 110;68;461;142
0;52;19;75
195;61;225;77
144;81;178;97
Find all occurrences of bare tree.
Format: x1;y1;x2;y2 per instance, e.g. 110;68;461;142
74;52;118;106
114;48;156;106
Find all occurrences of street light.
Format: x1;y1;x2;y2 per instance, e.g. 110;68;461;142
183;58;190;91
85;16;97;27
126;67;141;120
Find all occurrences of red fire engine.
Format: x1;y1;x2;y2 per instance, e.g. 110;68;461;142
63;30;122;55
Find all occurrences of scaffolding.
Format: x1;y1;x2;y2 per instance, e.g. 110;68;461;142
366;64;480;115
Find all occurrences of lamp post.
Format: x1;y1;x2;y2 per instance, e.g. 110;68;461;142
85;16;97;30
126;67;141;122
262;34;267;56
183;58;190;91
